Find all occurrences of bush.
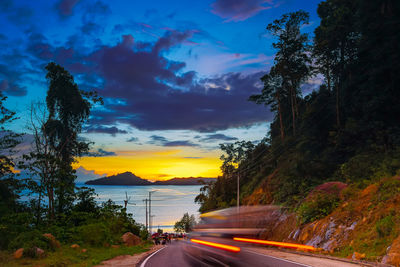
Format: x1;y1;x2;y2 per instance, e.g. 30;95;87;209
374;178;400;203
8;230;51;251
75;223;112;246
297;192;340;224
376;215;394;238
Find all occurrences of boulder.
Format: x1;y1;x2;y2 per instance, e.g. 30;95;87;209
382;235;400;266
13;248;24;259
71;244;80;249
35;247;45;258
43;233;61;249
121;232;141;247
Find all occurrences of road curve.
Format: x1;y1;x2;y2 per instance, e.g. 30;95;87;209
140;240;313;267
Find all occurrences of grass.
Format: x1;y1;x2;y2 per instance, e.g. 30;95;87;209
0;243;151;267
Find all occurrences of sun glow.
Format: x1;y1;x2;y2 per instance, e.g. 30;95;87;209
73;149;221;180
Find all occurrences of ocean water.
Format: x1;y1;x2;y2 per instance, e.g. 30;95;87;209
81;184;202;233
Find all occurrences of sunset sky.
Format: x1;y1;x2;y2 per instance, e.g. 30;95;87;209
1;0;321;180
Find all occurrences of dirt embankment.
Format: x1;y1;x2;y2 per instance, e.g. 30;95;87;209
245;176;400;266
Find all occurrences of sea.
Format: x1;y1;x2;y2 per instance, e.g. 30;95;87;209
80;183;202;233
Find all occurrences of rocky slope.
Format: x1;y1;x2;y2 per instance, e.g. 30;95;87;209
247;176;400;266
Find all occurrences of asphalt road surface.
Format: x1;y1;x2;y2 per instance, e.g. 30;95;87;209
140;240;313;267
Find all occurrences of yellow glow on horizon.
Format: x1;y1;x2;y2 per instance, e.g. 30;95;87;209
73;149;221;180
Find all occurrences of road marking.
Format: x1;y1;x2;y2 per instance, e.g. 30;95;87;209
246;250;312;267
140;246;167;267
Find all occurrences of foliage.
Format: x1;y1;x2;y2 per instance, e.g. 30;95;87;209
197;1;400;215
297;192;340;224
376;215;394;238
8;230;51;252
174;213;196;233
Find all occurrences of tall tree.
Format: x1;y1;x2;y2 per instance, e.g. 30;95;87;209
266;11;311;135
313;0;359;128
250;66;287;141
43;62;102;215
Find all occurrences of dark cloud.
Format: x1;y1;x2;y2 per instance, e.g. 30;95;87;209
164;141;198;147
200;133;238;142
0;79;27;96
77;32;269;132
126;137;139;142
211;0;274;22
80;1;111;35
85;148;116;157
183;156;203;159
84;126;128;136
148;135;198;147
57;0;81;17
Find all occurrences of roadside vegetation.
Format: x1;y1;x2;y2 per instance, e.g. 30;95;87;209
195;0;400;260
0;63;148;265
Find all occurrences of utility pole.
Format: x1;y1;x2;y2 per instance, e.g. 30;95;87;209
149;191;155;233
237;172;240;210
143;199;148;231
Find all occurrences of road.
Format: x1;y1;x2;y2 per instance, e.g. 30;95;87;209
140;240;318;267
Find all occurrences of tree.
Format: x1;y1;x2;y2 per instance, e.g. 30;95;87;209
43;62;102;215
249;66;287;141
266;10;311;135
174;213;196;233
313;0;359;128
0;92;22;214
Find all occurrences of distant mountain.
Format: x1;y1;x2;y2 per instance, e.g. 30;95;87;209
85;172;152;185
153;177;217;185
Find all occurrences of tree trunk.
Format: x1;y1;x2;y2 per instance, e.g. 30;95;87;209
277;92;285;141
291;87;296;135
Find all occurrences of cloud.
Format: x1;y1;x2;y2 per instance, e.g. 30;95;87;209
75;166;104;182
163;140;198;147
211;0;274;22
183;156;204;159
148;135;198;147
84;126;128;136
200;133;238;142
85;148;117;157
57;0;81;17
19;29;270;131
0;79;27;96
126;137;139;142
83;32;269;132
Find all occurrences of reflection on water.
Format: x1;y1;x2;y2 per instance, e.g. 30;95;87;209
81;184;201;232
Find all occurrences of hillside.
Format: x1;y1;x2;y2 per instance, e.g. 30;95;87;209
153;177;216;185
85;172;152;185
244;177;400;265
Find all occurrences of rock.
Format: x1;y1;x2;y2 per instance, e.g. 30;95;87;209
352;252;365;260
71;244;80;249
43;233;61;249
81;249;87;253
121;232;141;247
35;247;45;258
111;245;120;248
14;248;24;259
382;235;400;265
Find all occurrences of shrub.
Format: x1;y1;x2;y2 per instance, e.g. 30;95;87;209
75;223;112;246
376;215;394;238
374;178;400;203
297;192;340;224
9;230;51;251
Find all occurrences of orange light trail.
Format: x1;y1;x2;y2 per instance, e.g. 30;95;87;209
233;237;316;251
190;239;241;253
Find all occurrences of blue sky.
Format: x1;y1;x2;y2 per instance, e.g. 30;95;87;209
0;0;322;179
